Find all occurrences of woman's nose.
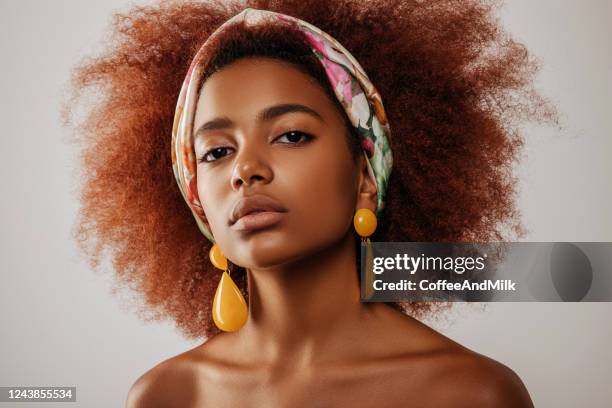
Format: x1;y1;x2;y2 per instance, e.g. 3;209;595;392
230;148;273;191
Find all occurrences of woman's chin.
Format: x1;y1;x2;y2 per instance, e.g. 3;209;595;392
230;234;300;269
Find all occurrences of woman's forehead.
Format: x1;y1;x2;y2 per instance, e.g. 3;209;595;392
195;57;338;124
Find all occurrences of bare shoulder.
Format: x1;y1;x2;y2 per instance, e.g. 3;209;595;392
371;306;533;407
125;348;202;408
424;348;534;408
125;333;248;408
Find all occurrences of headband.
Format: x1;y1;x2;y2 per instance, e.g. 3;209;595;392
171;8;393;243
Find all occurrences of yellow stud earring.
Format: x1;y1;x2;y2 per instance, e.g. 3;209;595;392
354;208;377;238
353;208;377;299
209;243;248;332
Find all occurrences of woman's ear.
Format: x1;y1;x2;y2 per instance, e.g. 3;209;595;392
355;152;378;213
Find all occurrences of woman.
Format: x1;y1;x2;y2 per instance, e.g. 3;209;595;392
66;0;554;406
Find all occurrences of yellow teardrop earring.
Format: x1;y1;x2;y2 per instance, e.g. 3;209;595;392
353;208;377;299
209;243;248;332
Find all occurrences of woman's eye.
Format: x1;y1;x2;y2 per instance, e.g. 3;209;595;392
198;147;235;163
198;132;312;163
275;131;313;145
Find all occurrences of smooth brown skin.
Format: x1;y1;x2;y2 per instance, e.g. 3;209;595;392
126;58;534;407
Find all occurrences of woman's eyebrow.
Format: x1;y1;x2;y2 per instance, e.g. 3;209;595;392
258;103;324;123
195;103;324;139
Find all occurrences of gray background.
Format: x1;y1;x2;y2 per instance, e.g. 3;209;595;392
1;0;611;406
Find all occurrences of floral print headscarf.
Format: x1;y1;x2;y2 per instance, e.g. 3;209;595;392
171;8;393;243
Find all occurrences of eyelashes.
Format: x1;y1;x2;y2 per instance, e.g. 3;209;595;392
275;130;313;145
197;130;314;164
198;146;234;164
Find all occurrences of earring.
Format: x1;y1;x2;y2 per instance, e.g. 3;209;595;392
353;208;377;239
353;208;377;299
209;243;248;332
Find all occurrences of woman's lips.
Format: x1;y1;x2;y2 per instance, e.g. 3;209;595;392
229;194;288;232
230;210;286;231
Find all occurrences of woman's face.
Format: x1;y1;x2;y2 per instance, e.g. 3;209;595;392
194;57;372;269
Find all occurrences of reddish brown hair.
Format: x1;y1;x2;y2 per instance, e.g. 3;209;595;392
64;0;556;340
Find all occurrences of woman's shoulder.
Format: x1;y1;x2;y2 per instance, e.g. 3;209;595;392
125;347;204;408
414;346;534;407
372;307;534;407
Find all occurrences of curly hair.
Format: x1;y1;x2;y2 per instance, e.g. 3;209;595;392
63;0;556;340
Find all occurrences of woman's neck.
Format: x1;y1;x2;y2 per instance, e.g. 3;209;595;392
235;231;376;368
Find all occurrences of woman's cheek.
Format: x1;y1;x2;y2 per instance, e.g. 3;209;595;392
290;157;354;233
197;173;226;232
